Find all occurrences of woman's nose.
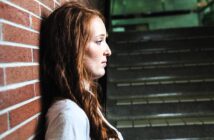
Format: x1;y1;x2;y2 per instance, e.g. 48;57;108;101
105;43;112;56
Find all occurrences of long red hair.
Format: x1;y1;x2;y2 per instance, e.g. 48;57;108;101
35;1;119;140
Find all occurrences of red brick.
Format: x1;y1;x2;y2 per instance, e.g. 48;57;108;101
31;16;41;31
9;99;40;127
10;0;40;16
3;118;38;140
33;66;39;80
0;45;32;63
55;0;71;6
0;84;34;110
33;49;39;62
0;2;30;27
63;0;72;4
0;113;8;134
0;68;4;86
3;24;39;46
6;66;39;85
40;4;52;17
34;82;40;97
54;1;60;9
39;0;55;10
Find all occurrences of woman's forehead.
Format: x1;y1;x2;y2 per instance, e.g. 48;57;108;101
90;17;107;38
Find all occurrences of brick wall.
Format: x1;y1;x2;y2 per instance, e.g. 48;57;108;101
0;0;72;139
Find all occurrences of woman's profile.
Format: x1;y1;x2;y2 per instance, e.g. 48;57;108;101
35;1;123;140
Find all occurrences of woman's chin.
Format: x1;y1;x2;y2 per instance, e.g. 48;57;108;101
92;70;105;80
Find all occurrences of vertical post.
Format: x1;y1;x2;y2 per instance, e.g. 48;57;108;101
99;0;111;114
105;0;112;32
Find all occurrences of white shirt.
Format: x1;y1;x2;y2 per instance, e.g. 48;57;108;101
45;99;123;140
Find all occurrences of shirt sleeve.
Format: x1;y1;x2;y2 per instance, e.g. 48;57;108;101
45;101;90;140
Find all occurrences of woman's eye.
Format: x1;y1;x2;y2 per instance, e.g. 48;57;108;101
95;40;102;45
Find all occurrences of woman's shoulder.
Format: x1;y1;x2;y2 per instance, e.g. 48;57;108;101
45;99;91;140
47;99;88;122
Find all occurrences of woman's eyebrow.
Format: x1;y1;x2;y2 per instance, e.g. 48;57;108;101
95;33;108;38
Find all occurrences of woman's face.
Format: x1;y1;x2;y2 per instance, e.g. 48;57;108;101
84;16;111;80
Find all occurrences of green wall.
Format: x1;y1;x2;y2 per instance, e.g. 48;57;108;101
111;0;198;15
111;0;201;31
112;14;199;31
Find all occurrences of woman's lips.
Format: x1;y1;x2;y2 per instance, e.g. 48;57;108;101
102;61;107;66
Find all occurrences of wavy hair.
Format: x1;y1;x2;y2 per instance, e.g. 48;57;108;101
35;1;119;140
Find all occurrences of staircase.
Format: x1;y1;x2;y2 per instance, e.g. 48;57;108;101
106;26;214;140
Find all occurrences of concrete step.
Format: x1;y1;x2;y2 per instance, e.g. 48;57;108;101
107;81;214;100
114;95;214;105
106;101;214;120
116;116;214;128
111;37;214;54
108;65;214;83
109;51;214;67
118;125;214;140
109;26;214;43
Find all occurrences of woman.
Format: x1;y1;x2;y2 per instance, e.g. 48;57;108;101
35;1;123;140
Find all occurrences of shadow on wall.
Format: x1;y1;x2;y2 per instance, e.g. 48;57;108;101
33;14;50;139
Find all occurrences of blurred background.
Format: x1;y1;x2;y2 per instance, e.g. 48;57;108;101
110;0;214;31
104;0;214;140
